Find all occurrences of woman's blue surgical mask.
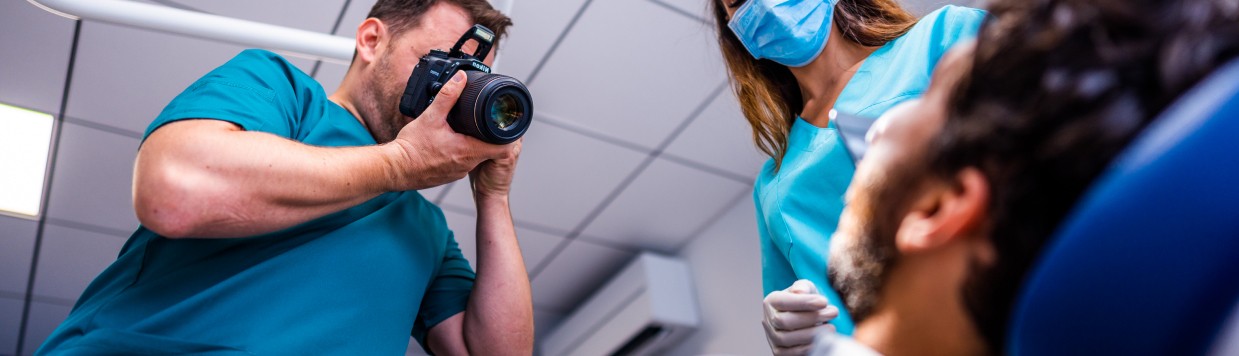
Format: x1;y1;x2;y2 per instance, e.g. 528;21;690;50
728;0;836;67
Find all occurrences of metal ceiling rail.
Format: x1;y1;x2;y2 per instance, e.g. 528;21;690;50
27;0;356;63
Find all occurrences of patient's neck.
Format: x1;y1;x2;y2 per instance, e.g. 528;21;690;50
852;252;989;356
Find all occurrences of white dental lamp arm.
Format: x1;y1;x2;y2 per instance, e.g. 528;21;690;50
27;0;355;63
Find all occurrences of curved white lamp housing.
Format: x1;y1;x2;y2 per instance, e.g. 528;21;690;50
27;0;356;63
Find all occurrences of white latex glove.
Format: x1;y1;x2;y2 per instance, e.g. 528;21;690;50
763;279;840;356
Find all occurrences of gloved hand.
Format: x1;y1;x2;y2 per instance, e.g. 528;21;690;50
763;279;840;356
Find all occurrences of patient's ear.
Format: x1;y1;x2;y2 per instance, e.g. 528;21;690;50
895;168;990;254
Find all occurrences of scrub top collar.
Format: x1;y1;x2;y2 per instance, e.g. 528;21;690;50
789;36;902;154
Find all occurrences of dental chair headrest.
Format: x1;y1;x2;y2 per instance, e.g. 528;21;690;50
1008;58;1239;355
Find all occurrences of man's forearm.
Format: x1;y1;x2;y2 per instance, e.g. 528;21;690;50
135;120;402;238
463;195;534;354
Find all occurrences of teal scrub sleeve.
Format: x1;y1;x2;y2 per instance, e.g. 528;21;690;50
144;49;301;141
937;6;987;52
757;188;798;297
411;233;477;352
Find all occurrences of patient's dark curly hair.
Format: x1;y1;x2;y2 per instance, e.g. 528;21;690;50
930;0;1239;352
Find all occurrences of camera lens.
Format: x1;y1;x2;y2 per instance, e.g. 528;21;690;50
489;92;523;131
450;71;533;144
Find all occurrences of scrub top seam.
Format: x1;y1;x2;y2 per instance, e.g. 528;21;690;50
855;91;924;117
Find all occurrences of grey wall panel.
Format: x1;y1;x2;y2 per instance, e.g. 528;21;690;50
43;122;140;234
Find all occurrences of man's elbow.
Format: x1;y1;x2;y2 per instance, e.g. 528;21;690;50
134;167;207;239
135;196;199;239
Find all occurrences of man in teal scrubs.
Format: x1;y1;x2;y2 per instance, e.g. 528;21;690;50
37;1;533;354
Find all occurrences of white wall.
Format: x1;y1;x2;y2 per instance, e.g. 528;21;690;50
670;195;768;355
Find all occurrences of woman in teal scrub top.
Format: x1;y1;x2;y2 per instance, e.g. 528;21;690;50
711;0;984;352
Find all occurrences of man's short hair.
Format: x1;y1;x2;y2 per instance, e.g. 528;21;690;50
366;0;513;47
932;0;1239;351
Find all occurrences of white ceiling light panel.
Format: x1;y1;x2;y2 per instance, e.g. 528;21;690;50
0;103;55;218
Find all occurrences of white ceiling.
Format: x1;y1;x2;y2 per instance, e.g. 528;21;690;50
0;0;980;354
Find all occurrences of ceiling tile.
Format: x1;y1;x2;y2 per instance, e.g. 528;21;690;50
418;184;447;204
530;239;634;312
0;295;22;355
315;61;349;95
652;0;712;23
533;308;566;345
333;0;377;36
512;228;566;276
67;21;316;134
441;207;566;274
580;158;749;252
0;215;38;295
405;337;429;356
44;122;140;234
526;0;727;149
32;224;126;302
441;208;478;269
0;297;21;356
441;120;647;233
21;301;73;355
662;91;767;179
438;189;474;217
169;0;345;33
683;191;760;253
493;0;588;81
0;1;75;115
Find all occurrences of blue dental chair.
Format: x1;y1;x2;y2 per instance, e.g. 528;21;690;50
1007;58;1239;355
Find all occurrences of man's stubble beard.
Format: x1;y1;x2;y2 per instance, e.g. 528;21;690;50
360;53;407;144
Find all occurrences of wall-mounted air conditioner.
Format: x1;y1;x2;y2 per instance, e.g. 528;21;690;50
541;253;700;356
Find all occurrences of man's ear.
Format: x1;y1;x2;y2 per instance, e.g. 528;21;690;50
354;18;388;66
895;168;990;254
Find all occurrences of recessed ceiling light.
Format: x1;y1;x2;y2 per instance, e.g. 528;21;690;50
0;102;55;218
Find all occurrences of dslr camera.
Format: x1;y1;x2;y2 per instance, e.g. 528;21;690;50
399;25;533;144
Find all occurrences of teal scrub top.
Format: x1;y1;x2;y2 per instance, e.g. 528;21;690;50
755;5;986;335
38;49;474;355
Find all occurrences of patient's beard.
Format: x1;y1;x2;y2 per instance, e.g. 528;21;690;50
828;159;926;323
828;204;896;323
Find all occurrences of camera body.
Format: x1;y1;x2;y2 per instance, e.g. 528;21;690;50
399;25;532;144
